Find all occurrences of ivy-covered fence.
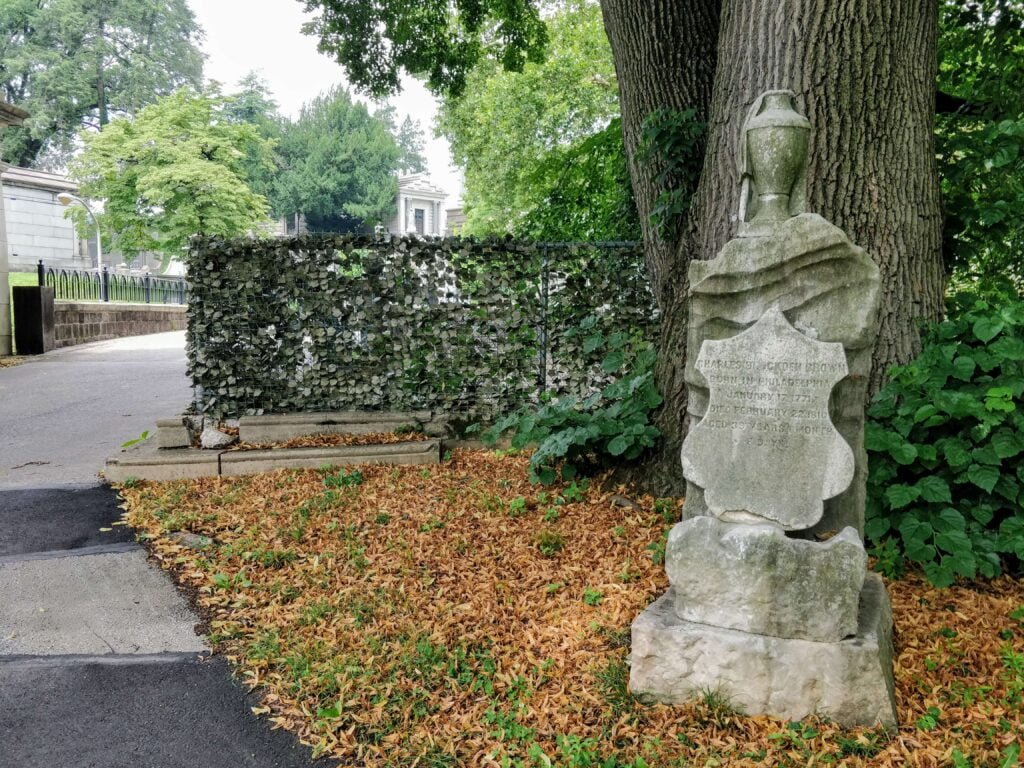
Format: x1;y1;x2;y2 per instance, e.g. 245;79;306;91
186;234;655;419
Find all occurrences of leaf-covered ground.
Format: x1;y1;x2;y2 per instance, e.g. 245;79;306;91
120;451;1024;767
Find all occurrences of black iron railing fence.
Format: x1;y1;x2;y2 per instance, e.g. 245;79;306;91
37;260;187;305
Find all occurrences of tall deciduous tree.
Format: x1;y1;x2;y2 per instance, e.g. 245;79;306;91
303;0;948;491
272;87;399;232
435;0;625;236
0;0;204;168
69;87;270;268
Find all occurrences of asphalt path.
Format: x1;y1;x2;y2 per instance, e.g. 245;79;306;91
0;333;332;768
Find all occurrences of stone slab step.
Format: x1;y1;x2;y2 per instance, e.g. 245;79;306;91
104;437;441;483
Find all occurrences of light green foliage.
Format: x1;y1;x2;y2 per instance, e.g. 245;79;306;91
436;2;627;239
865;296;1024;586
485;318;661;484
0;0;203;168
223;72;284;203
300;0;546;98
69;87;271;266
272;87;399;231
937;0;1024;292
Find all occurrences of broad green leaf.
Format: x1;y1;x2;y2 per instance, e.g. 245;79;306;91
973;317;1004;343
966;463;1000;493
916;476;952;504
885;484;920;509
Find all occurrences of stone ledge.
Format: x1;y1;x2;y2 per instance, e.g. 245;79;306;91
629;573;897;729
238;410;437;442
104;436;440;483
220;441;440;476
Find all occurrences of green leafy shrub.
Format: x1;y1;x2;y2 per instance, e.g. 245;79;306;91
484;323;661;484
865;297;1024;586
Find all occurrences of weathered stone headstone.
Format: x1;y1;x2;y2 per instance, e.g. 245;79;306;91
629;90;897;728
682;307;854;529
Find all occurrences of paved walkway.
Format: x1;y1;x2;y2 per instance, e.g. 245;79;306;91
0;333;329;768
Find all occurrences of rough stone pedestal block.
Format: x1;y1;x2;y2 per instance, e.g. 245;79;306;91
629;573;897;729
666;516;866;641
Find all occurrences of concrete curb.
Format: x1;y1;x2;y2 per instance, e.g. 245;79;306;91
104;437;441;483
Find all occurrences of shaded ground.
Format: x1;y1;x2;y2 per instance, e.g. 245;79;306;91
121;452;1024;768
0;332;330;768
0;486;132;556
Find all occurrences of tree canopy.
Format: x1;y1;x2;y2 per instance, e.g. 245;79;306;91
271;87;400;232
299;0;547;97
0;0;204;168
435;1;632;239
69;87;270;267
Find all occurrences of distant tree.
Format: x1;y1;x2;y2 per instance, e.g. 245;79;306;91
272;87;399;232
436;1;622;236
224;72;283;203
0;0;204;168
69;87;270;269
395;115;427;173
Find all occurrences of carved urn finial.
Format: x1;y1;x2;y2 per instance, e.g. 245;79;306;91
737;90;810;236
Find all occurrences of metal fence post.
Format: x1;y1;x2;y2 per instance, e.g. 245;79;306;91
538;247;549;393
144;274;152;304
100;265;109;302
36;260;44;286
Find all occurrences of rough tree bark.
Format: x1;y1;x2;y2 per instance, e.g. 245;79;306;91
600;0;720;492
605;0;947;494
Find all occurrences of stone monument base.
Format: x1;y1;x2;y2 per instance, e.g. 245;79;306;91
629;573;897;729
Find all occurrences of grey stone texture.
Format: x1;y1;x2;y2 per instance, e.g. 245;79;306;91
219;441;440;477
681;308;854;529
238;410;435;443
683;213;881;537
683;213;881;536
665;517;866;641
200;424;237;450
0;548;207;656
104;437;441;482
156;417;191;449
51;301;187;350
630;573;897;728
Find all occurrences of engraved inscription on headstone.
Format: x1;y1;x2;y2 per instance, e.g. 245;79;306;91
681;307;855;530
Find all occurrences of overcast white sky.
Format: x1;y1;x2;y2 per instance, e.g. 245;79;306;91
186;0;463;205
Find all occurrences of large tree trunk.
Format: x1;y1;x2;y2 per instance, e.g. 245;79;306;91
606;0;947;495
600;0;720;492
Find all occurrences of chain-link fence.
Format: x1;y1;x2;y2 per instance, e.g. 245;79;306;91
187;234;656;419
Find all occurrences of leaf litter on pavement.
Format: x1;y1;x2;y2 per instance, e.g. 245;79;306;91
119;450;1023;767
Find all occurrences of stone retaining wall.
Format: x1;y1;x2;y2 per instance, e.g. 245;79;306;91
53;301;186;349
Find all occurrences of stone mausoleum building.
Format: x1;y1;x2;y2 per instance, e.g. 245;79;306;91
1;166;90;272
387;174;447;236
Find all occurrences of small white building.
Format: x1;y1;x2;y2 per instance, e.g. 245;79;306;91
387;174;447;236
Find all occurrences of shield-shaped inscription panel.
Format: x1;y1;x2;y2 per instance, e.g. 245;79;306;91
681;307;855;530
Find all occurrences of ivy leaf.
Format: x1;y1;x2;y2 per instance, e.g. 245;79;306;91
966;463;1000;493
917;476;953;504
606;435;629;456
935;529;972;555
951;355;976;381
889;441;919;465
991;429;1022;459
886;484;920;509
973;317;1005;342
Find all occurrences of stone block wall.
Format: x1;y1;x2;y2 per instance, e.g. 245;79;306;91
51;301;186;349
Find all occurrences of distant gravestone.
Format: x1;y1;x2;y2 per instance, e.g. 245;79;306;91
628;90;897;729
